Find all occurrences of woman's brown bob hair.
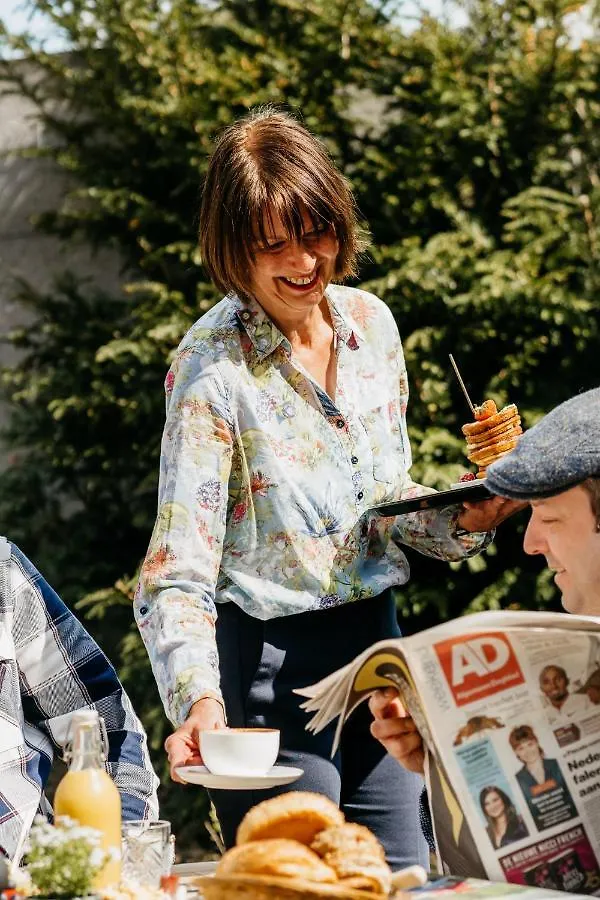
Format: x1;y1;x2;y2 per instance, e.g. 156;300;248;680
199;107;362;299
509;725;541;752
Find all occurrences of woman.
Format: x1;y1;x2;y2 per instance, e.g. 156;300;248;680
479;786;528;848
135;108;511;867
509;725;577;830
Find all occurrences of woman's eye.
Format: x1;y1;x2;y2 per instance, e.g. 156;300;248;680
263;241;285;252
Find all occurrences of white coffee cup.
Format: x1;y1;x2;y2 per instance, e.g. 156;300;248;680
199;727;280;777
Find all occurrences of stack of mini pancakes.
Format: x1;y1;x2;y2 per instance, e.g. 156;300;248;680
198;792;392;899
462;399;522;478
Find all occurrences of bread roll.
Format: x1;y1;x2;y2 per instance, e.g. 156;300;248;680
236;791;344;846
311;824;391;895
311;824;386;862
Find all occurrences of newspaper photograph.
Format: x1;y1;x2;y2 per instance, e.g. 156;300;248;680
296;610;600;894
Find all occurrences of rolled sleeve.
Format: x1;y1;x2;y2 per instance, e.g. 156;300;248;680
388;339;491;562
392;489;492;562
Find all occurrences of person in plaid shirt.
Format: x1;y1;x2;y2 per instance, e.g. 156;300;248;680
0;537;159;861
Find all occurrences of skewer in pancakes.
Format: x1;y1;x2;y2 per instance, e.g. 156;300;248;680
462;399;522;478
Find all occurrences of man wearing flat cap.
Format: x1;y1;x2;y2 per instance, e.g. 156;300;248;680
485;386;600;617
369;387;600;808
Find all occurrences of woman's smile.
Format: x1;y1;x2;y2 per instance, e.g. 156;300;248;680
278;269;320;291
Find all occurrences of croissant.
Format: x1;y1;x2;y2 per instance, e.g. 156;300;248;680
217;839;337;883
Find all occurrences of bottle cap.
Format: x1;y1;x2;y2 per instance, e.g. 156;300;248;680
65;710;109;764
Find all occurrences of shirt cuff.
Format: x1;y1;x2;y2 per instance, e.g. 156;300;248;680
449;506;494;553
169;670;225;727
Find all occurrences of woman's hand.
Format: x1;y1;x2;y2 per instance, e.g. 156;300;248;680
369;687;425;775
458;496;527;533
165;697;226;783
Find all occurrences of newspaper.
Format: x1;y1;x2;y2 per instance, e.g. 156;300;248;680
296;610;600;895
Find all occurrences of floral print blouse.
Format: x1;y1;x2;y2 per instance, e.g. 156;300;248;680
135;286;488;726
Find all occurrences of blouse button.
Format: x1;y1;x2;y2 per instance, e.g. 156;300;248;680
357;491;364;501
351;456;358;465
139;605;149;616
336;419;345;429
241;311;251;320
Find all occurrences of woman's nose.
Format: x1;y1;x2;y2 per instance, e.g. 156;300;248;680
285;241;316;271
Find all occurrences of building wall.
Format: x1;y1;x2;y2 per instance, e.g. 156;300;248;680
0;71;123;438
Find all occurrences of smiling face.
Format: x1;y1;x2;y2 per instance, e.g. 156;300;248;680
539;666;569;706
483;790;506;820
248;205;339;324
523;486;600;616
198;110;360;302
514;737;542;766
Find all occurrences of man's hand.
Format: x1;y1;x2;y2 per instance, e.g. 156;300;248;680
165;697;226;783
458;496;527;533
369;687;425;775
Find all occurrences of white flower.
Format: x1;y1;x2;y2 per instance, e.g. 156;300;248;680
24;816;109;898
54;815;78;829
8;863;33;894
89;848;105;868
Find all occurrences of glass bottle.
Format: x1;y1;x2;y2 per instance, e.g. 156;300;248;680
54;710;122;889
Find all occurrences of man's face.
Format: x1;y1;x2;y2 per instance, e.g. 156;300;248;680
540;667;569;704
523;486;600;616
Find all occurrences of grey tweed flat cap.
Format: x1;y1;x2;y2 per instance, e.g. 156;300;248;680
486;387;600;500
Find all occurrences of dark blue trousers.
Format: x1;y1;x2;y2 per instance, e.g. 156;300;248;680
209;591;429;871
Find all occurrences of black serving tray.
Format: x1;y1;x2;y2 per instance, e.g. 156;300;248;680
372;480;492;516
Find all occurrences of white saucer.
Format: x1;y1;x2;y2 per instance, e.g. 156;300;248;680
175;764;304;790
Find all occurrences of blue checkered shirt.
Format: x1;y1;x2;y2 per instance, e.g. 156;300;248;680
0;537;159;860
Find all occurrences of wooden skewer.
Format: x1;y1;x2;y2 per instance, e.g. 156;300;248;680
449;354;475;415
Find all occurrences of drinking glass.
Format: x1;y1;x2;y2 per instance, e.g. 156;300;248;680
121;819;173;887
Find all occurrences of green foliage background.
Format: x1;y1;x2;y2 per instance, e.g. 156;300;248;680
1;0;599;854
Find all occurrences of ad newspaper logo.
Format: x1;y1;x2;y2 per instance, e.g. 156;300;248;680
434;631;525;707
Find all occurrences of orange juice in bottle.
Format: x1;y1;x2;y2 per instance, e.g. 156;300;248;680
54;709;122;889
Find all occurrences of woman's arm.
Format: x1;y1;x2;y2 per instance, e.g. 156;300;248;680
385;316;523;555
134;352;234;730
380;323;495;560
